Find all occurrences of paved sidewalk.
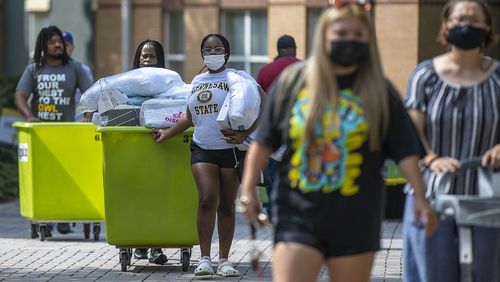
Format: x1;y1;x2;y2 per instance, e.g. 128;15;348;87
0;200;403;281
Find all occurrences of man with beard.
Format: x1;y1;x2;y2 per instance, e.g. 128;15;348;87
15;25;92;123
14;26;93;237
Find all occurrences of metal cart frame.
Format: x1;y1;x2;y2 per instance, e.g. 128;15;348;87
433;158;500;282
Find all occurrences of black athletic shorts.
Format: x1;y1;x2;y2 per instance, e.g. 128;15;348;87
274;218;380;258
190;142;244;168
272;181;382;258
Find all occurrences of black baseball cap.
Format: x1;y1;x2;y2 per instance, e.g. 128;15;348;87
277;35;296;49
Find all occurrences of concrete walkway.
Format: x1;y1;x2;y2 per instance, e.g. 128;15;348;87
0;200;403;281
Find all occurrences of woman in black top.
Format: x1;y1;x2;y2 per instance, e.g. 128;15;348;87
131;39;169;265
240;2;437;282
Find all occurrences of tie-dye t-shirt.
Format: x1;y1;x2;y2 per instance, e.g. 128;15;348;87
255;74;422;240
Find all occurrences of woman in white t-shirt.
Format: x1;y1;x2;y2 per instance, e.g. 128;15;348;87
153;34;263;278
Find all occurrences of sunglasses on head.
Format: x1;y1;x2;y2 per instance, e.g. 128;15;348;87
329;0;373;12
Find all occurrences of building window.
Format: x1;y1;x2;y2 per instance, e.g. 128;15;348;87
307;8;323;56
164;11;184;77
221;10;268;78
27;12;50;59
25;0;50;59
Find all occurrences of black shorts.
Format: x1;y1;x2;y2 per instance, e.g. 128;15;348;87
190;142;244;168
271;176;383;258
274;218;380;258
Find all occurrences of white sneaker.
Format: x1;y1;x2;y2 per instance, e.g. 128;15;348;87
194;258;213;279
216;260;240;277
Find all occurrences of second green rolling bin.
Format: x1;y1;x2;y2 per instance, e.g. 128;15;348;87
97;126;198;272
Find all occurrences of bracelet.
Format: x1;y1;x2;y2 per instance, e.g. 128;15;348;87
426;156;439;168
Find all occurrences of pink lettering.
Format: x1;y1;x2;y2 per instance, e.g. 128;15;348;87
164;117;180;123
173;112;183;119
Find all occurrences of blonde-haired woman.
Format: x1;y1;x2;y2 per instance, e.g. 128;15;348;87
240;2;437;281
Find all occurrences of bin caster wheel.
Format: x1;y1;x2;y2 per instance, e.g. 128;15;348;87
120;250;130;272
93;224;100;241
83;223;90;240
39;225;46;241
181;248;190;271
31;224;38;239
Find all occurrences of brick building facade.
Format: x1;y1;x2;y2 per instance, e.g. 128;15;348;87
94;0;500;94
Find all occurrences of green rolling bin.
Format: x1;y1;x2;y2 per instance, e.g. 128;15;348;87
13;122;104;241
97;126;198;272
384;160;407;219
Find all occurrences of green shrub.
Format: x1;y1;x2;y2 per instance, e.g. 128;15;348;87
0;144;18;198
0;75;19;109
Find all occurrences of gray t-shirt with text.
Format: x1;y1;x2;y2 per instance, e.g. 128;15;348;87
16;60;93;122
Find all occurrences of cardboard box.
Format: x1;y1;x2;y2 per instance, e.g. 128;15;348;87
101;106;140;126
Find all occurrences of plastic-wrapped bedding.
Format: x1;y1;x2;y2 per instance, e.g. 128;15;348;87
154;84;192;100
140;98;187;128
80;67;184;112
226;71;260;131
138;85;191;128
113;67;183;96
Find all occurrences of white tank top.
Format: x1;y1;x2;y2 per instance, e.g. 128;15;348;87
189;68;256;150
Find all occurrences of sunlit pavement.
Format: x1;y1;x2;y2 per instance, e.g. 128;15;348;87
0;200;402;281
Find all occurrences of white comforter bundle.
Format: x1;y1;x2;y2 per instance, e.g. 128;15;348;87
139;84;191;128
80;67;184;113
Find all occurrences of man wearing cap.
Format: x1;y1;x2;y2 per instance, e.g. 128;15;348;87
256;35;301;219
62;31;94;121
256;35;301;93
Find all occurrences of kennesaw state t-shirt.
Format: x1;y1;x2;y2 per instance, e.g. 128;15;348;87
189;68;256;150
16;60;93;122
255;71;423;237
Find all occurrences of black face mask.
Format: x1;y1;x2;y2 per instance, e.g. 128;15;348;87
446;25;487;50
329;40;369;67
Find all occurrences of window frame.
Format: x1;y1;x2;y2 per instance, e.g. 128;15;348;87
26;12;50;59
220;9;268;75
163;10;185;76
306;8;323;56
